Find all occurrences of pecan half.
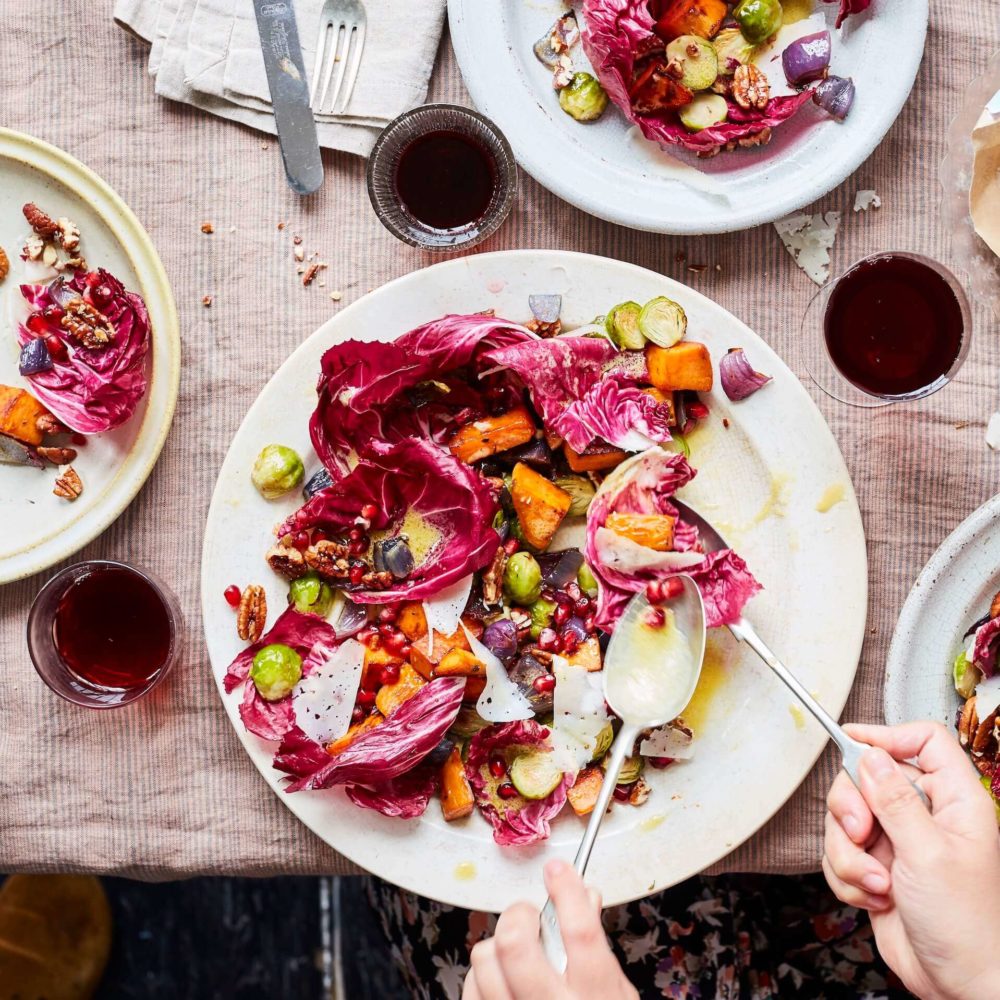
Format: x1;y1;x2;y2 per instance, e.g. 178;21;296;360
525;318;562;338
958;697;978;748
35;412;66;436
60;298;114;349
990;589;1000;619
53;466;83;500
237;584;267;643
732;63;770;111
628;776;651;806
56;217;81;253
266;543;306;579
304;540;352;580
23;202;59;240
37;446;77;465
359;569;394;590
738;127;772;150
481;546;507;605
0;246;8;283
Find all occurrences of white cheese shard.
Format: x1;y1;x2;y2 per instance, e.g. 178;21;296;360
595;527;704;575
986;413;1000;451
853;190;882;213
976;673;1000;720
773;211;841;285
639;721;695;760
549;655;610;773
292;638;365;746
464;623;534;723
423;574;474;656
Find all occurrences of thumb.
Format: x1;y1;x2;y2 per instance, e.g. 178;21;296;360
858;746;933;854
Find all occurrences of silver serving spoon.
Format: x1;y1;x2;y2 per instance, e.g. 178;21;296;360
540;575;707;973
671;497;928;808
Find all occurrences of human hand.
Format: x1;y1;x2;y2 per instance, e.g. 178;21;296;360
823;721;1000;1000
463;860;637;1000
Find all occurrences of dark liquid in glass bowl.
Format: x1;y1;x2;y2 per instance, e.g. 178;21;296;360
54;565;172;690
394;130;497;230
824;254;965;397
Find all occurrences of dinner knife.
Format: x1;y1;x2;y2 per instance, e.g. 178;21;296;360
251;0;324;195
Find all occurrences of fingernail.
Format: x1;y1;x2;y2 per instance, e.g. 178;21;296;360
862;747;895;782
862;871;888;894
841;813;861;839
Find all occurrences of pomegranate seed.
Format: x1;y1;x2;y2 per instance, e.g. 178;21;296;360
71;432;87;446
292;531;310;551
380;663;401;686
552;590;572;607
553;604;570;626
503;538;520;555
26;313;48;335
351;706;365;725
649;756;674;769
561;631;580;653
687;401;710;421
378;606;398;624
662;578;684;601
385;632;408;654
365;633;381;651
356;625;376;644
43;305;65;322
376;623;394;638
532;674;556;694
91;284;113;308
566;583;582;602
488;755;507;779
312;529;328;544
349;564;365;586
574;597;591;615
537;627;560;652
84;271;103;288
44;334;68;361
645;580;664;604
613;784;631;802
644;608;666;629
497;782;519;800
349;538;368;556
349;526;364;541
223;585;241;607
398;642;412;658
360;503;378;521
583;615;596;634
357;689;377;707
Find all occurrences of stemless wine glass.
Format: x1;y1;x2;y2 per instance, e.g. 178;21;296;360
803;251;972;408
27;560;183;708
366;104;517;251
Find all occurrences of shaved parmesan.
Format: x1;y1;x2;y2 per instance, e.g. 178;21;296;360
549;655;610;773
293;638;365;746
853;190;882;213
639;722;695;760
774;211;841;285
986;413;1000;451
976;673;1000;719
595;527;704;574
423;574;474;656
463;622;534;723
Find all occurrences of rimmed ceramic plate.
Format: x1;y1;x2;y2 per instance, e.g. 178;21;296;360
0;129;180;584
448;0;927;234
202;250;867;911
885;495;1000;727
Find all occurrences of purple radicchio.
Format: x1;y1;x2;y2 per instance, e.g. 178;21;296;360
465;720;573;846
973;617;1000;679
345;762;440;819
278;438;500;604
17;269;150;433
823;0;873;29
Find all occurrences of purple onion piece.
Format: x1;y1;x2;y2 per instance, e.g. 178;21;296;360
563;617;588;643
537;548;584;588
720;348;772;401
47;277;80;309
781;31;831;86
504;437;553;473
372;537;414;579
303;467;334;500
18;337;53;376
332;598;369;638
482;618;519;664
813;75;855;121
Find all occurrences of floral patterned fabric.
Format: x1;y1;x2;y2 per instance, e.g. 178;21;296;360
364;874;913;1000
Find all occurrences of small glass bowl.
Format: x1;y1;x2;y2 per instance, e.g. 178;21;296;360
802;251;972;409
27;561;183;709
366;104;517;251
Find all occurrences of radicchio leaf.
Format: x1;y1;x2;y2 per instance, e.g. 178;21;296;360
277;678;464;792
823;0;873;29
580;0;817;153
465;720;572;846
279;439;500;603
310;314;533;478
17;269;150;433
483;337;672;452
345;762;440;819
973;617;1000;679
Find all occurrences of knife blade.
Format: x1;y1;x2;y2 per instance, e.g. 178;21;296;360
251;0;324;195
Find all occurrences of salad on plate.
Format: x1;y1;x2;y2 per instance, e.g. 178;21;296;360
535;0;868;156
222;292;770;846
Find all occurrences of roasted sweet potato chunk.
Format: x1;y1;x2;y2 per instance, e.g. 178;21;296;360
409;625;472;680
447;407;536;465
435;648;486;678
510;462;572;550
563;441;628;473
563;636;603;673
375;663;426;717
647;342;714;392
327;713;382;756
0;385;52;447
567;766;605;816
652;0;728;41
440;747;475;821
605;512;677;551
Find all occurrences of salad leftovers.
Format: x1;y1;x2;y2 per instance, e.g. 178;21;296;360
223;292;763;845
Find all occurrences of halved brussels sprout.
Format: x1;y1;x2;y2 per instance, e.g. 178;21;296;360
529;597;558;639
553;475;597;517
449;705;491;739
288;572;337;618
733;0;782;44
679;93;729;133
638;296;688;348
250;643;303;701
558;72;609;122
252;444;305;500
953;650;981;700
713;27;759;75
591;721;614;761
665;35;719;92
510;751;564;799
610;755;645;785
577;563;599;599
604;301;645;349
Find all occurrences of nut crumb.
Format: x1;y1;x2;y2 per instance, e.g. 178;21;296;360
293;245;305;262
687;263;708;273
37;446;77;464
202;295;213;307
53;466;83;500
23;202;59;240
330;291;342;302
292;235;303;245
236;584;267;643
277;221;286;230
0;246;8;283
954;420;969;430
200;221;215;234
714;263;722;272
722;418;730;429
302;262;326;286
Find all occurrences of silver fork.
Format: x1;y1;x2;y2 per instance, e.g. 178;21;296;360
310;0;367;116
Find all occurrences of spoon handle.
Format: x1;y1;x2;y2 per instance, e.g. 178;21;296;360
540;722;640;973
729;618;929;807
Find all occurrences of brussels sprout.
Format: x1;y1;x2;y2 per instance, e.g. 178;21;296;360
450;705;491;739
638;296;688;348
288;572;336;618
610;755;645;785
679;93;729;133
250;643;303;701
251;444;305;499
953;650;981;700
529;597;558;639
712;27;759;75
504;551;543;606
591;721;614;761
604;301;645;350
553;476;597;517
979;775;1000;822
733;0;782;44
665;36;719;92
558;72;609;123
577;562;599;599
510;751;564;799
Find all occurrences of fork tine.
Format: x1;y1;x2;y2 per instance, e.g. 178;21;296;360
318;23;345;113
321;25;351;114
335;21;366;114
310;21;330;108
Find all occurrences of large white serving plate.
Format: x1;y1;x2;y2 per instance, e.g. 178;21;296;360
202;250;867;911
0;129;180;583
885;496;1000;728
448;0;927;234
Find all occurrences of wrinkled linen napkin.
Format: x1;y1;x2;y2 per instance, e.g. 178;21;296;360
114;0;446;156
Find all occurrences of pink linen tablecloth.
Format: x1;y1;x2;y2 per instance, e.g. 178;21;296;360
1;0;998;880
